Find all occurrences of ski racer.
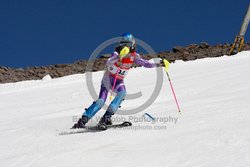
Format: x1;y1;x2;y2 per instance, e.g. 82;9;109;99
72;33;164;129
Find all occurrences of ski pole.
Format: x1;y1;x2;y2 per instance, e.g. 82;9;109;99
162;59;181;114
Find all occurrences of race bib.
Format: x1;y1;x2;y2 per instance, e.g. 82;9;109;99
108;64;129;78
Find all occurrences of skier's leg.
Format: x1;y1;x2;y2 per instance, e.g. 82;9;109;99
83;85;108;118
100;85;126;125
72;85;108;129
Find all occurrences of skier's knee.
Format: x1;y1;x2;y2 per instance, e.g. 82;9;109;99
108;91;126;113
95;98;105;108
84;99;105;118
117;90;126;99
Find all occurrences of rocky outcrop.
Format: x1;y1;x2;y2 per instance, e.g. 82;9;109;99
0;42;250;83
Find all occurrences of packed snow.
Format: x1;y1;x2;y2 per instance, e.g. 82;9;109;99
0;51;250;167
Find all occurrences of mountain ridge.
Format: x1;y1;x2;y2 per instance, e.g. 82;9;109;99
1;42;250;83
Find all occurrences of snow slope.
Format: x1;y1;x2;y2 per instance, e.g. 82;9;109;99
0;51;250;167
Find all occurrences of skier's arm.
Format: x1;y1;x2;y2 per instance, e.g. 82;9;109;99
134;53;157;68
106;52;119;66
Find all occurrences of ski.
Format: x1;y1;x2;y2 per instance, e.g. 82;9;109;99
58;121;132;135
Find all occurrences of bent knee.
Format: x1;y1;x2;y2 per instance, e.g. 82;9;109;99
95;99;105;108
117;90;126;99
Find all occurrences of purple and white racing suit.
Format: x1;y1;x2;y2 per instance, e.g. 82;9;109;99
83;51;157;119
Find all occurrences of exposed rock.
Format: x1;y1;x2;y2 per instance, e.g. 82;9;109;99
0;67;9;73
54;64;68;68
199;42;210;49
172;46;184;53
101;54;111;58
0;69;7;74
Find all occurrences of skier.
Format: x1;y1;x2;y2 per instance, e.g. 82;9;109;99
72;33;164;130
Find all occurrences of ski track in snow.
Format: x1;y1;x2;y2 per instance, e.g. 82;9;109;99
0;51;250;167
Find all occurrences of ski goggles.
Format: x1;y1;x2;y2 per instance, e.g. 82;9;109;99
119;41;133;47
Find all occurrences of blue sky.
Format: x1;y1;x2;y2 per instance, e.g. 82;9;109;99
0;0;249;68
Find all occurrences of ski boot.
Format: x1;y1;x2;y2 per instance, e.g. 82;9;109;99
97;110;113;130
97;123;108;131
72;99;105;129
71;115;89;129
99;112;113;125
